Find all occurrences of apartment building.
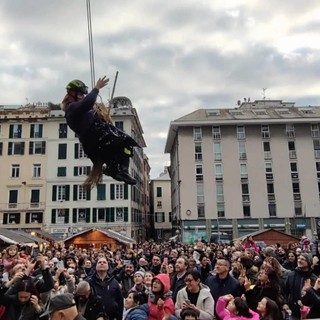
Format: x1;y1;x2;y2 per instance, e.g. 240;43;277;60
165;100;320;243
0;97;149;240
150;169;172;241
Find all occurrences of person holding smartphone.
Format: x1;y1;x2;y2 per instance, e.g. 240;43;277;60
175;270;214;320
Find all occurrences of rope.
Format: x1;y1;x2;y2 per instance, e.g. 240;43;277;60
86;0;95;89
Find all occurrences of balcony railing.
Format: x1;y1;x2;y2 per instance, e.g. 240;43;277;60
4;202;45;211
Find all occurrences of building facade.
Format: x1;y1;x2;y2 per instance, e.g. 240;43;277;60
165;100;320;243
0;97;149;241
150;169;172;241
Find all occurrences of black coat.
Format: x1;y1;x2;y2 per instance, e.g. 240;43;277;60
75;292;107;320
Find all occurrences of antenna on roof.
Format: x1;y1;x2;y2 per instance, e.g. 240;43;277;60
237;100;241;106
262;88;267;100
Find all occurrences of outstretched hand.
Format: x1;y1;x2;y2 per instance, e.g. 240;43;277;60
95;76;109;90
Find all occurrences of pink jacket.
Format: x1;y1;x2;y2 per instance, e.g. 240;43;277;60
216;297;259;320
148;273;175;320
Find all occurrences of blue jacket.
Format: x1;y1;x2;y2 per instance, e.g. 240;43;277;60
87;271;123;320
124;304;149;320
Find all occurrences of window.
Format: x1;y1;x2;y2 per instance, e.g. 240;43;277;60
52;185;70;202
212;126;221;139
3;213;20;224
30;189;40;208
286;124;295;138
193;127;202;141
195;142;202;161
217;203;225;218
0;142;2;155
115;121;124;131
115;184;124;200
240;163;248;181
215;163;223;181
30;124;43;138
8;142;25;155
196;164;203;181
216;183;224;202
243;205;251;217
288;141;297;159
59;123;68;139
96;208;106;222
116;208;124;222
78;210;87;223
268;203;277;217
267;183;275;201
294;202;302;216
197;205;205;218
214;142;221;161
237;126;245;139
265;162;273;180
239;141;246;160
156;187;162;197
311;124;320;138
197;183;205;203
25;212;43;224
11;164;20;178
57;167;67;177
74;166;90;176
33;164;41;178
56;209;68;224
292;182;301;200
74;143;87;159
58;144;67;159
253;109;267;116
242;183;250;202
155;212;165;223
313;140;320;158
9;124;22;138
157;201;162;208
9;190;18;208
97;184;106;200
316;162;320;179
29;141;46;155
263;141;271;159
78;185;87;200
261;125;270;138
290;162;299;179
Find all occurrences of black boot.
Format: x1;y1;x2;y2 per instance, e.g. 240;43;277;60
114;163;137;185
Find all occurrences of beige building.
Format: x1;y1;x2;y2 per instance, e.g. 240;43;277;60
0;97;149;241
165;100;320;243
150;169;172;241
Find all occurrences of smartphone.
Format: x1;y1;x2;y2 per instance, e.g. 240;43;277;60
163;257;168;264
185;299;191;305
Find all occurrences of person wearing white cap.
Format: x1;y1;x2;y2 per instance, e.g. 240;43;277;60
130;271;146;294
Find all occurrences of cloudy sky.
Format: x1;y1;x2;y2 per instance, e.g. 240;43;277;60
1;0;320;178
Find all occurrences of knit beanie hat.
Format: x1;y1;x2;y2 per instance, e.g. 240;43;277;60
300;253;312;267
134;270;145;278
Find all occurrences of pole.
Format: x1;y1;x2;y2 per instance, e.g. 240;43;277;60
111;71;119;100
86;0;95;89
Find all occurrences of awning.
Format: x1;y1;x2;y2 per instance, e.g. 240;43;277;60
0;229;48;246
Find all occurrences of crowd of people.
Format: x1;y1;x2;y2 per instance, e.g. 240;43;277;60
0;235;319;320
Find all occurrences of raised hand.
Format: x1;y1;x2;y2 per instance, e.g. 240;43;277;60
95;76;109;90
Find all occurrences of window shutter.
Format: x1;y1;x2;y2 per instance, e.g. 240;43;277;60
74;167;78;176
86;189;91;201
39;124;43;137
29;142;34;155
21;142;25;155
87;166;91;175
73;209;77;223
8;142;12;155
124;184;128;199
162;212;165;222
18;125;22;138
124;207;128;222
9;125;13;138
65;209;69;223
52;186;57;201
73;185;78;201
85;208;90;223
106;208;110;222
65;185;70;201
110;184;115;200
26;212;30;224
3;213;8;224
74;144;79;159
0;142;2;155
93;208;97;223
16;214;21;224
51;209;56;224
38;213;43;223
110;208;115;222
41;141;46;154
30;124;34;138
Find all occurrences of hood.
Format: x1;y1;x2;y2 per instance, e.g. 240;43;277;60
154;273;171;293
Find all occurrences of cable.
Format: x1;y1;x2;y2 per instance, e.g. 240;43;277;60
86;0;95;89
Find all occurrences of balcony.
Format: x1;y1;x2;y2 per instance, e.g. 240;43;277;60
237;132;246;140
266;173;273;180
291;173;299;179
4;202;45;211
239;152;247;160
213;132;221;140
268;194;275;201
264;151;272;159
293;193;301;201
242;195;250;202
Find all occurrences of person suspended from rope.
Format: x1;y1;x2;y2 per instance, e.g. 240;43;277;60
61;76;140;188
